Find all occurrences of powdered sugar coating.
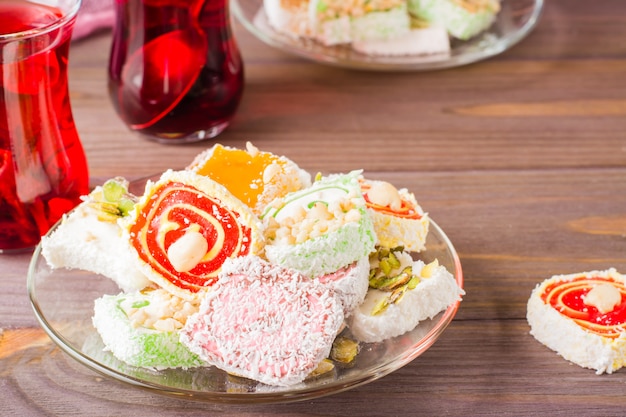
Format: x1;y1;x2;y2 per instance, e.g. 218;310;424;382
348;261;464;343
180;255;345;386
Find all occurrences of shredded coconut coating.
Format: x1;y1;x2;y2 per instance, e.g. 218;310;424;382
317;256;370;317
527;268;626;374
92;292;204;370
180;256;345;386
41;192;151;292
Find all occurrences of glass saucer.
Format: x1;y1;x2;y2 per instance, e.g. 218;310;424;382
231;0;543;71
27;177;463;404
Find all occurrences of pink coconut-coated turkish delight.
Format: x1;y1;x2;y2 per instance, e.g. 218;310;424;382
180;255;345;386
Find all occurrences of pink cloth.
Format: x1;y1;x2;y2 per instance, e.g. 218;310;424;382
73;0;115;40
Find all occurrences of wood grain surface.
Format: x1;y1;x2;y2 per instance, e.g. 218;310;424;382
2;0;626;415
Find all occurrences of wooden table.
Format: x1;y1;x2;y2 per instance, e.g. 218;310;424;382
3;0;626;415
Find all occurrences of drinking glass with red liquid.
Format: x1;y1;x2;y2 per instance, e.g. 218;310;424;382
108;0;244;143
0;0;89;252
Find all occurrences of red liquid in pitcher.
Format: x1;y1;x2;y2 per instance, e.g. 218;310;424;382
0;0;89;251
108;0;244;141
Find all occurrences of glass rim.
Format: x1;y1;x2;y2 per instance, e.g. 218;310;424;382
0;0;83;41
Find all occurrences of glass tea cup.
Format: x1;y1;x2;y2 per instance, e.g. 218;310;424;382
0;0;89;253
108;0;245;144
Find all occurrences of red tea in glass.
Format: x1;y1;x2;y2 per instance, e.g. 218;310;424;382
0;0;89;252
108;0;244;143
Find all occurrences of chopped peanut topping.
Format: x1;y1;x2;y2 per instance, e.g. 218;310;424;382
451;0;500;14
122;289;200;331
265;196;361;245
316;0;404;21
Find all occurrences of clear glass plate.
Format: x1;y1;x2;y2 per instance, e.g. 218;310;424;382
231;0;543;71
27;177;464;404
